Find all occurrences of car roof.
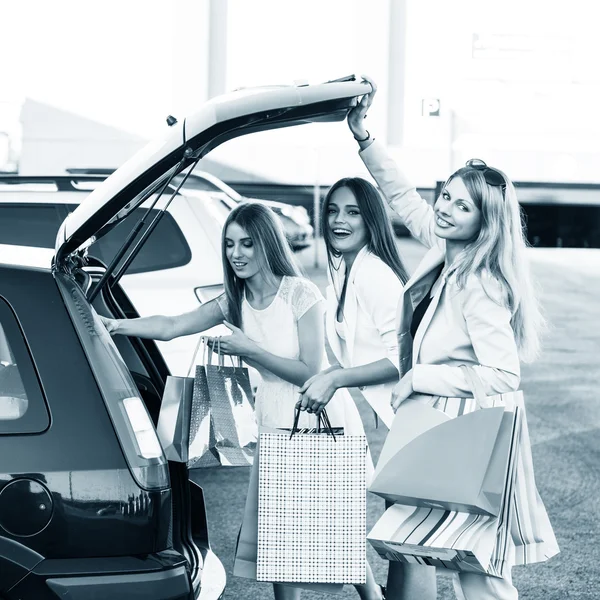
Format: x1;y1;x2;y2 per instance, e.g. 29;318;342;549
0;171;299;222
0;176;231;208
0;172;237;205
0;244;54;270
0;190;87;204
0;176;102;203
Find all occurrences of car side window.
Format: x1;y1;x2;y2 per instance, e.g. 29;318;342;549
175;175;222;193
0;298;50;434
0;203;68;249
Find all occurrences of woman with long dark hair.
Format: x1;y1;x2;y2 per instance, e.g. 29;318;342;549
299;176;408;427
101;201;368;600
298;176;413;600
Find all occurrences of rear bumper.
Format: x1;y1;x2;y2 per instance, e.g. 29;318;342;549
5;548;225;600
47;565;192;599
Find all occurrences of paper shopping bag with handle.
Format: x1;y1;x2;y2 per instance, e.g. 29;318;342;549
156;375;195;463
369;366;521;517
157;336;257;468
256;407;366;585
369;366;558;575
233;418;344;594
156;334;206;464
192;337;257;467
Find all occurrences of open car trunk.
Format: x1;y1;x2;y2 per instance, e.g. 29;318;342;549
48;77;372;598
82;259;211;597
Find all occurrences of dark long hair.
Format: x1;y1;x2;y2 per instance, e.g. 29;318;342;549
321;177;409;286
221;202;301;328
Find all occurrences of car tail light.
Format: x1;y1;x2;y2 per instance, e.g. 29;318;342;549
122;397;163;459
56;273;170;492
111;391;169;490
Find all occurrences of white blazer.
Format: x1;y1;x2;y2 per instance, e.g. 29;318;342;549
360;141;521;398
325;247;403;428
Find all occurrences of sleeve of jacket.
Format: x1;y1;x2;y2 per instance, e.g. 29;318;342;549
355;258;403;370
359;140;440;249
412;273;521;396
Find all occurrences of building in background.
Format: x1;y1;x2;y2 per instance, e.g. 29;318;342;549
1;0;599;188
18;100;145;175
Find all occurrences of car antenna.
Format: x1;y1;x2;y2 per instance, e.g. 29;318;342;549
87;152;199;302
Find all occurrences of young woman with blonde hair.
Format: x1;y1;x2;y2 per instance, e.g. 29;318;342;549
344;76;559;600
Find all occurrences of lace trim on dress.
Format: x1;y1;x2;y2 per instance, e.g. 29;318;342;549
284;277;323;320
218;278;322;323
215;293;230;321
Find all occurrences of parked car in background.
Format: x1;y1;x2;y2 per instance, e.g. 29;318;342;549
69;167;314;251
0;174;226;377
0;169;311;375
173;170;314;251
0;76;369;599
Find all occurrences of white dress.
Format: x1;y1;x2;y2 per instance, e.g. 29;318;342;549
218;276;368;437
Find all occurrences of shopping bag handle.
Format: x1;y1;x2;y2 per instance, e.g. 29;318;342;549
186;335;208;377
206;337;224;368
460;365;492;409
290;406;337;441
186;335;245;377
202;337;244;371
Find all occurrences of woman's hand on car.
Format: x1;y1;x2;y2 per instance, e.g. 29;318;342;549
99;315;120;335
205;321;258;358
347;75;377;139
296;370;340;415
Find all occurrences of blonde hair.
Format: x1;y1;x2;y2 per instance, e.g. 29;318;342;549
445;167;544;362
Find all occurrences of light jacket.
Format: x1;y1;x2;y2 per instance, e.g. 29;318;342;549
325;247;403;428
360;140;521;398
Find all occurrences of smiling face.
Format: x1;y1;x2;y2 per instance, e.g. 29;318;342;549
326;186;369;259
434;176;483;243
224;221;261;280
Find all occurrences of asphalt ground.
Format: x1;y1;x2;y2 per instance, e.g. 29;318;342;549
191;238;600;599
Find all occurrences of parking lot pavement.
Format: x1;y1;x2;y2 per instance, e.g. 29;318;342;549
192;239;600;600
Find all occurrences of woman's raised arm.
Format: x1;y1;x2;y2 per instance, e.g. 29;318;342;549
348;76;439;249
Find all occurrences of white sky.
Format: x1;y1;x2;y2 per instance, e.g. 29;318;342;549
1;0;174;135
2;0;600;181
3;0;596;134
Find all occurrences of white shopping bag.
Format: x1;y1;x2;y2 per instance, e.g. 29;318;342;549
256;408;367;585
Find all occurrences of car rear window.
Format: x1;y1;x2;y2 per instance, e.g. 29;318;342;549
70;207;192;275
0;203;191;274
0;297;50;434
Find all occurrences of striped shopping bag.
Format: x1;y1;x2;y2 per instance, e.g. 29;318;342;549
368;401;521;577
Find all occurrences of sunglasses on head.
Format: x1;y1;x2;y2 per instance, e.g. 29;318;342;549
465;158;506;193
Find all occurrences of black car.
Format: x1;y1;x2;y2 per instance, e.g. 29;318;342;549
0;76;369;599
0;246;225;600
